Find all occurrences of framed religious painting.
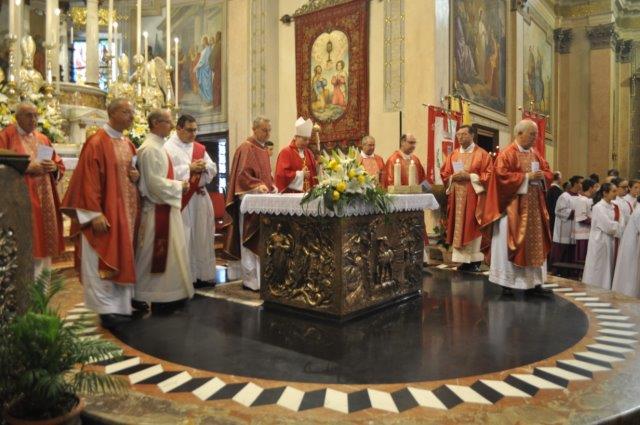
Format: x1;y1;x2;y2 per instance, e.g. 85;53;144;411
450;0;507;115
140;0;227;128
523;18;553;131
294;0;369;144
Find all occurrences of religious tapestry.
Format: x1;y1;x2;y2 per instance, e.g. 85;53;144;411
427;106;462;185
523;19;552;129
295;0;369;144
141;0;226;127
451;0;507;114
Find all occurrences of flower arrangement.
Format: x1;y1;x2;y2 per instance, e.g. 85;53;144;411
125;111;149;147
301;146;391;214
0;87;67;143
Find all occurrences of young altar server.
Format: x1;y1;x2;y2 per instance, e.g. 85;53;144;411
164;114;218;287
274;117;318;193
135;109;194;308
550;175;582;267
440;124;493;272
573;178;597;263
612;206;640;297
582;183;625;289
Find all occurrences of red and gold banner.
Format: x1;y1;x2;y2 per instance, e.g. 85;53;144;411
522;111;547;160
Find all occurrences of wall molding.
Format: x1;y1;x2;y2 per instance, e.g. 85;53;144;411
383;0;404;112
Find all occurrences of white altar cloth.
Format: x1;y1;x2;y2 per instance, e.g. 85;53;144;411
240;193;439;217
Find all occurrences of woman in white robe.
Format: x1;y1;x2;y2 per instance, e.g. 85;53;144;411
612;207;640;297
135;124;194;304
164;130;217;284
582;183;624;289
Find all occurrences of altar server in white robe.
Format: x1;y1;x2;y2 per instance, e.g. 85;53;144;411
573;178;597;263
624;180;640;211
164;114;218;286
612;207;640;297
612;178;632;229
135;109;194;305
550;175;582;266
582;183;625;289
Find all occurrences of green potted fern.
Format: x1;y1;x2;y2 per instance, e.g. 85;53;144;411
0;270;125;424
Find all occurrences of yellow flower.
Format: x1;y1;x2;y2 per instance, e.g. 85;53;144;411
328;159;337;170
334;164;343;172
357;175;365;184
332;190;340;201
336;181;347;193
348;169;357;179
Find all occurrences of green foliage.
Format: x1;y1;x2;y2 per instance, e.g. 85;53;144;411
0;270;126;421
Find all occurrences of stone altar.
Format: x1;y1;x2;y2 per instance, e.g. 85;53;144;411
241;194;439;320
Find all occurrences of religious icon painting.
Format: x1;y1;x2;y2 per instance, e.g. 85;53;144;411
295;0;369;143
140;0;226;129
523;19;553;131
450;0;507;114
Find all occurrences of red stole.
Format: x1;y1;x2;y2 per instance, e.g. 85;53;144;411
181;142;207;210
613;203;620;279
151;154;174;273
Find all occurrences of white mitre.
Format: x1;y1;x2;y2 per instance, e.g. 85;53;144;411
295;117;313;138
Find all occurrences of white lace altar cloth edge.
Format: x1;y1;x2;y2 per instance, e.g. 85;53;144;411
240;193;439;217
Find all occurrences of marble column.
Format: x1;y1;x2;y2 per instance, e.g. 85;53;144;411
554;28;573;175
45;0;59;83
586;23;617;176
616;40;634;178
15;0;23;71
85;0;100;85
60;18;69;83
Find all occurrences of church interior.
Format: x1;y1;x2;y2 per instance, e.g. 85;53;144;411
1;0;640;424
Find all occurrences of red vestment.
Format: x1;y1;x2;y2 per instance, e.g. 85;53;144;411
440;145;493;248
181;142;207;209
384;151;426;187
274;141;318;193
482;142;553;267
223;137;274;259
0;124;65;258
358;154;386;188
61;129;139;284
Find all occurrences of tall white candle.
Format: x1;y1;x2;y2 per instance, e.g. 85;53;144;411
174;37;179;107
136;0;141;56
112;22;118;81
143;31;148;86
45;0;53;45
107;0;113;49
9;0;15;35
408;160;416;186
165;0;171;66
70;24;73;45
394;158;401;186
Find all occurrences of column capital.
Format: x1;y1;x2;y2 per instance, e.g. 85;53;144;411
586;23;618;50
553;28;573;54
616;39;633;63
510;0;528;12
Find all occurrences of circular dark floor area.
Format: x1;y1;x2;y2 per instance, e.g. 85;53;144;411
112;270;589;384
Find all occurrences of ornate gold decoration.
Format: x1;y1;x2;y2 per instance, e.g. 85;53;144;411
107;54;135;103
17;36;44;98
556;0;610;18
282;0;379;23
0;213;19;328
58;88;106;110
69;7;126;28
260;210;424;319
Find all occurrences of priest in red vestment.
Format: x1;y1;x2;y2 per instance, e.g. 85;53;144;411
384;133;426;186
61;99;140;328
440;125;493;272
358;135;386;188
0;102;65;277
223;116;275;291
482;119;553;295
275;117;318;193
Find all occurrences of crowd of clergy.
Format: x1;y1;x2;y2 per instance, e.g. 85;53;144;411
2;98;639;329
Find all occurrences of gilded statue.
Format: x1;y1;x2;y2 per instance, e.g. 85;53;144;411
142;58;169;109
107;54;135;103
17;36;44;98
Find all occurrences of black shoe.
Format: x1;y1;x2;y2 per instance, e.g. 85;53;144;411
131;299;149;312
501;287;514;296
194;279;216;289
468;262;482;272
457;263;470;271
531;285;553;296
99;314;132;329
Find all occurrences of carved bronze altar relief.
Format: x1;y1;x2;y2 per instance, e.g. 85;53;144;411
260;211;424;319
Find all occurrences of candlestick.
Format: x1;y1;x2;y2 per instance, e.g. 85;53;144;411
70;24;73;46
9;0;15;36
143;31;148;87
166;0;171;66
394;158;401;186
174;37;179;108
408;160;416;186
136;0;141;56
107;0;113;49
112;22;118;81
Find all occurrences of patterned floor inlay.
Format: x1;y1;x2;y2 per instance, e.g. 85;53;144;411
64;275;639;416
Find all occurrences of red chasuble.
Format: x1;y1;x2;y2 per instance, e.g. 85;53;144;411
0;124;65;258
61;129;139;284
440;145;493;248
384;151;426;187
358;154;387;188
274;140;318;193
482;142;553;267
223;137;274;259
181;141;207;210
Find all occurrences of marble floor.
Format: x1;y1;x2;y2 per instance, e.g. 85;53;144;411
57;267;640;424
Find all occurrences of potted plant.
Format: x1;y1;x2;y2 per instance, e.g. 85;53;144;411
0;270;125;424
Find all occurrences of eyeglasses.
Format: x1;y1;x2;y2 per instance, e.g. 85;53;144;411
181;128;198;133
